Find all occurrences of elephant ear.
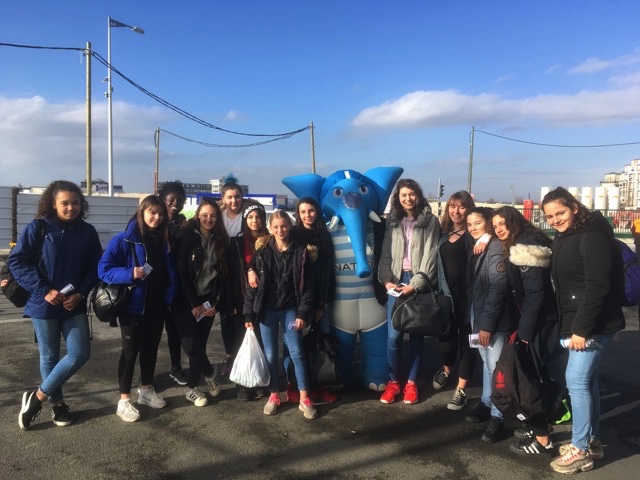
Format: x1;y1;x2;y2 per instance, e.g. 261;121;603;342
282;174;326;204
363;167;404;213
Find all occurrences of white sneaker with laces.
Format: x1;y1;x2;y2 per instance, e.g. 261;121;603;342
137;386;166;408
186;387;209;407
117;399;141;422
205;372;221;397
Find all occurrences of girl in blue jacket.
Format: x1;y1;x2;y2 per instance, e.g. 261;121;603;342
99;195;177;423
11;180;102;430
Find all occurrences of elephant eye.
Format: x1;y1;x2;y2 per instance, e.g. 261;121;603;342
333;188;343;198
359;185;369;194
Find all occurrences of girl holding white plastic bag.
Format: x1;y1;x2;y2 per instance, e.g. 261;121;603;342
243;210;317;419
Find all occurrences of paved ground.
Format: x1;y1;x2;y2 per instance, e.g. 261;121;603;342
0;286;639;479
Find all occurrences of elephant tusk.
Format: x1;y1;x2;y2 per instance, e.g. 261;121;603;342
368;211;381;223
328;215;340;230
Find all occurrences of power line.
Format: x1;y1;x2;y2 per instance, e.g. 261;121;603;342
0;41;310;140
476;129;640;148
159;128;302;148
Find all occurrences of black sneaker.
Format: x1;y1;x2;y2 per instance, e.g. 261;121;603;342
481;416;505;443
237;388;250;402
510;437;554;455
18;391;42;430
51;402;72;427
513;426;555;441
465;401;491;423
169;367;188;386
432;367;450;390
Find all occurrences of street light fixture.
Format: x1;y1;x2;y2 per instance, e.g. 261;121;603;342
106;16;144;196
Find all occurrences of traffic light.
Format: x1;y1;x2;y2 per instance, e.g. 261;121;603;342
439;184;445;198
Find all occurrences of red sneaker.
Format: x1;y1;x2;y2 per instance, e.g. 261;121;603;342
380;381;401;404
311;388;337;404
403;382;418;404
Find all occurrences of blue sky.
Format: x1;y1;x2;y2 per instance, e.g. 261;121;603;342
2;1;640;202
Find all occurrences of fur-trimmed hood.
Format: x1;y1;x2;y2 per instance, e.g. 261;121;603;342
254;235;318;262
509;243;552;268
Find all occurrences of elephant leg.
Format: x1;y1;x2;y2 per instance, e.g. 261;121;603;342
360;324;389;391
331;326;357;388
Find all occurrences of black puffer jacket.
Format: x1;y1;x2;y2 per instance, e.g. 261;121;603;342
468;237;516;333
243;236;315;324
550;211;625;337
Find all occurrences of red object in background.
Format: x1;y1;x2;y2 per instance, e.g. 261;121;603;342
523;199;534;221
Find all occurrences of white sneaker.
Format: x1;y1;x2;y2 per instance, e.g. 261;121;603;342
117;399;141;422
137;386;166;408
204;372;221;397
186;387;209;407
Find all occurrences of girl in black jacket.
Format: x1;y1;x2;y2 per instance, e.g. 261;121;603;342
492;206;561;455
542;187;625;474
243;210;317;419
174;198;228;407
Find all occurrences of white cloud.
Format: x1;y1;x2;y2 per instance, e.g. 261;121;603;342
350;86;640;131
569;49;640;75
224;109;247;122
0;95;170;189
608;72;640;88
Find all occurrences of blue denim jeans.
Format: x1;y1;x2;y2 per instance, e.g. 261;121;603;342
32;313;91;404
260;308;309;392
477;332;507;418
387;272;424;383
565;333;615;450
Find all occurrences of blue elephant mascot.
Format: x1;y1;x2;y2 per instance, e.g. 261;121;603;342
283;167;403;391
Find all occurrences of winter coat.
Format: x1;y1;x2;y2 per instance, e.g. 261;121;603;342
505;233;562;362
292;226;335;313
243;236;315;324
550;211;625;337
174;227;226;311
468;237;516;334
8;216;102;319
378;208;440;292
98;220;176;315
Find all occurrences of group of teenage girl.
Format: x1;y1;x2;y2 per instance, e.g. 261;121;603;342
10;177;624;475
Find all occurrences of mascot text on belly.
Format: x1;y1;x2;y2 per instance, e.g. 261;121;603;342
283;167;403;390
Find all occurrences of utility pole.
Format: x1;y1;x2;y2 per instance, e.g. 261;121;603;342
310;121;316;173
85;42;92;196
467;126;475;193
154;127;160;195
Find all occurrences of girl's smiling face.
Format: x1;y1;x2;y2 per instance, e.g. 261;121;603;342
467;212;489;240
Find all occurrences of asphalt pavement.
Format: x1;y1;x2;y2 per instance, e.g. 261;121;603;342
0;289;639;480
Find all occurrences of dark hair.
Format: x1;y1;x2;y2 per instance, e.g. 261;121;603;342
390;179;428;219
134;195;171;251
158;180;186;201
440;190;476;232
541;187;590;232
37;180;89;220
466;206;496;236
492;206;552;256
183;198;228;276
294;197;326;231
241;200;268;237
221;182;243;198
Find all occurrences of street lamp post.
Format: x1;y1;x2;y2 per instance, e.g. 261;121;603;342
106;16;144;196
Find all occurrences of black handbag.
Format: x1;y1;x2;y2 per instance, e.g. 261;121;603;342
303;325;341;389
90;282;133;323
391;272;451;337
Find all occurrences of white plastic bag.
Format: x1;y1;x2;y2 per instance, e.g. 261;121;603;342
229;329;270;388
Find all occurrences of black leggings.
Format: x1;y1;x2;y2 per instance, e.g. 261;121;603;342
164;311;183;369
173;307;215;388
118;308;166;394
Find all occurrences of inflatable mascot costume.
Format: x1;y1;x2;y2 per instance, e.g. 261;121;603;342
283;167;403;390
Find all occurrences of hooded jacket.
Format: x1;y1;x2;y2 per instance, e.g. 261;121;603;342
98;220;176;315
550;211;625;337
8;216;102;319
